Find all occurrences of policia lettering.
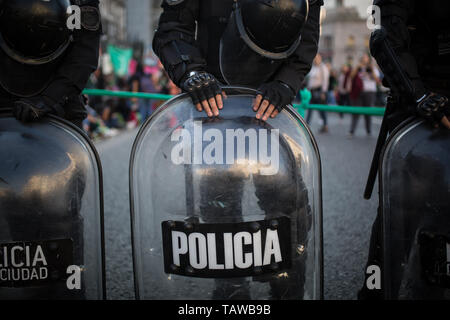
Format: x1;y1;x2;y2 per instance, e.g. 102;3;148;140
0;245;48;282
0;240;74;288
162;219;292;278
172;229;281;269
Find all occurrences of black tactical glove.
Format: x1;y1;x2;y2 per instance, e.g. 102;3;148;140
13;96;66;123
253;81;296;121
416;93;450;127
182;71;223;105
256;81;296;112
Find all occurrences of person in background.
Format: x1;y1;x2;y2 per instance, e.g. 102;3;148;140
295;81;312;119
130;63;151;123
100;73;120;128
349;54;380;136
306;54;330;133
326;62;338;106
82;95;118;139
115;77;132;126
140;65;158;121
337;64;352;118
151;67;173;112
86;68;106;119
82;94;102;138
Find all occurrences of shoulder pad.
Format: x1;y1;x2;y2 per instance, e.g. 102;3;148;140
374;0;387;5
165;0;185;6
71;0;100;6
309;0;324;6
81;5;101;31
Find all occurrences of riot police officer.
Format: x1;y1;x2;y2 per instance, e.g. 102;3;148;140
152;0;322;300
361;0;450;299
0;0;104;299
153;0;323;121
0;0;102;129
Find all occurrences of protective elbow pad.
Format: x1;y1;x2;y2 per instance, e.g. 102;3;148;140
157;39;206;85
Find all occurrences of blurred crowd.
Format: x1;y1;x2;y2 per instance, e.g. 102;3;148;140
301;52;387;136
83;50;386;140
82;54;181;140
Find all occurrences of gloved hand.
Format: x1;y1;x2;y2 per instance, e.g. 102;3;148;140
416;93;450;129
13;96;65;123
253;81;296;121
181;71;224;118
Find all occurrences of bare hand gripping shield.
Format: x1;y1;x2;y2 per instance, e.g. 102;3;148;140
0;109;105;300
130;88;323;300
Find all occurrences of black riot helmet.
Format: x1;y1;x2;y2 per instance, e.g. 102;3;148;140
237;0;308;59
0;0;74;97
0;0;72;65
220;0;309;87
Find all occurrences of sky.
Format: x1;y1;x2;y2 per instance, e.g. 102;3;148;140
324;0;373;18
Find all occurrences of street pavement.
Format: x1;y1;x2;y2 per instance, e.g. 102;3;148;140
96;112;381;300
96;129;138;300
312;113;380;300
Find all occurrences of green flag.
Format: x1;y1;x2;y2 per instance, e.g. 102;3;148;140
107;45;133;76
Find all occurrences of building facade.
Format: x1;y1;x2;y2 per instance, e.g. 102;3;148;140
320;0;373;69
151;1;164;38
325;0;373;18
126;0;153;52
99;0;127;45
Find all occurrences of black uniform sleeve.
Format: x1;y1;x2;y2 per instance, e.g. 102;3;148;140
373;0;427;100
273;0;323;94
152;0;206;87
42;0;102;104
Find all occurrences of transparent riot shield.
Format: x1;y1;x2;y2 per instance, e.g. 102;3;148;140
0;109;105;300
130;88;323;300
381;119;450;300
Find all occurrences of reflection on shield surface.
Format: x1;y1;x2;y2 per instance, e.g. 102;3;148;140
381;119;450;300
130;88;323;300
0;110;105;300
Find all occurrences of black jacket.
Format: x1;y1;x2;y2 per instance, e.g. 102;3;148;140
44;0;102;106
373;0;450;99
153;0;323;94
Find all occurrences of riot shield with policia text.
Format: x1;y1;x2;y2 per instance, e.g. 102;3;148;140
0;108;106;300
130;87;323;300
380;118;450;300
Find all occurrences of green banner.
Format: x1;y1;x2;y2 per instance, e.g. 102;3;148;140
107;45;133;77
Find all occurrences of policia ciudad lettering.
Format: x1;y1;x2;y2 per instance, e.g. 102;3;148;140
1;0;450;301
0;244;48;282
